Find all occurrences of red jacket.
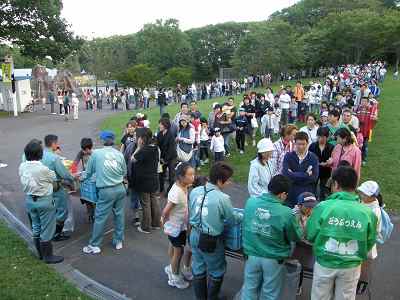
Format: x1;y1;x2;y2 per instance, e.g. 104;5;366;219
356;104;376;138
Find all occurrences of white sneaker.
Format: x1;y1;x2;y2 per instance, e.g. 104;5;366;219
0;163;8;168
182;266;193;281
115;242;123;250
204;159;209;164
200;160;205;166
83;245;101;254
164;265;172;280
137;226;151;234
168;274;189;289
239;150;244;155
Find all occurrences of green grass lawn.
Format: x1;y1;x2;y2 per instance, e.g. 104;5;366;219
0;111;10;118
0;222;92;300
101;76;400;211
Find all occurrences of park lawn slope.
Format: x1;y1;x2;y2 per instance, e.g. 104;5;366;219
0;222;92;300
101;76;400;211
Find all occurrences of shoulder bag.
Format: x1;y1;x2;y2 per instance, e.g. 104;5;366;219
197;186;218;253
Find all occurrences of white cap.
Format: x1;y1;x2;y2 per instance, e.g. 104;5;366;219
257;138;274;153
357;181;380;197
321;111;329;117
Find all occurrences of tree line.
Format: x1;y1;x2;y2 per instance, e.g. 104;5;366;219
1;0;399;87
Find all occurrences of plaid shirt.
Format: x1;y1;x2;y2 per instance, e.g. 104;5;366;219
272;138;294;175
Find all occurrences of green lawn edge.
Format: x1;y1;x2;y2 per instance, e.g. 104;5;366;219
0;221;92;300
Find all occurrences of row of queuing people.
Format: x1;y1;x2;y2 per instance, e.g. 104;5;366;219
18;128;389;300
158;158;387;300
248;123;363;206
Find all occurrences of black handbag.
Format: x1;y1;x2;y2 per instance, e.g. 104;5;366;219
198;186;218;253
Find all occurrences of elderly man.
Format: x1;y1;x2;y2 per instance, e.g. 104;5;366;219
82;131;127;254
19;139;63;264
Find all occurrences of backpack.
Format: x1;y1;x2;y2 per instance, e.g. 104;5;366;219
377;207;393;244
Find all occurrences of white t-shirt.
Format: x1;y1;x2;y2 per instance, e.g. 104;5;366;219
279;93;291;109
300;126;319;145
167;183;188;227
210;135;225;153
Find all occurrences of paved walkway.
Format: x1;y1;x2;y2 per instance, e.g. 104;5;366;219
0;105;399;300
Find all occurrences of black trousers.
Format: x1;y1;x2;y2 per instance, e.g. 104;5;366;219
214;151;224;162
199;147;209;161
159;159;177;193
236;130;245;151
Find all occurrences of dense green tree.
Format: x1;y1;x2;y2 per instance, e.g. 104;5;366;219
135;19;193;72
118;64;159;88
187;22;248;80
304;10;385;66
270;0;383;30
0;0;81;62
231;20;304;76
382;9;400;70
162;67;192;87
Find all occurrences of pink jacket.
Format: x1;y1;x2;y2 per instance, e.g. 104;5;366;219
331;144;362;179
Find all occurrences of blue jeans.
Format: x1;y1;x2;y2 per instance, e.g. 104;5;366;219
222;132;232;154
89;184;126;247
190;229;226;278
143;97;149;109
130;188;141;209
53;187;69;223
26;195;56;241
241;256;285;300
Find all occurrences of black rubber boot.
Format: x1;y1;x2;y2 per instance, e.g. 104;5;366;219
40;241;64;264
33;236;42;260
208;276;225;300
53;222;70;242
193;274;207;300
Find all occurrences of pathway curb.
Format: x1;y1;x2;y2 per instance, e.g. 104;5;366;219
0;201;131;300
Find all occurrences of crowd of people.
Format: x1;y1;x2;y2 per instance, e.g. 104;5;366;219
18;61;393;300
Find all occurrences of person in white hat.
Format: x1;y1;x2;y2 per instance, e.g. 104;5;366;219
358;181;382;259
247;138;276;197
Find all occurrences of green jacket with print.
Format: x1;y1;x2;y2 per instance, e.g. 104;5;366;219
306;191;377;269
243;193;303;260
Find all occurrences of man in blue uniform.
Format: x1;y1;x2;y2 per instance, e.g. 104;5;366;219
82;131;127;254
19;139;64;264
42;134;75;241
189;162;238;300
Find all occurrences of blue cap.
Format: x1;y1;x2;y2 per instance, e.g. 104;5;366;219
99;130;115;141
297;192;317;208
